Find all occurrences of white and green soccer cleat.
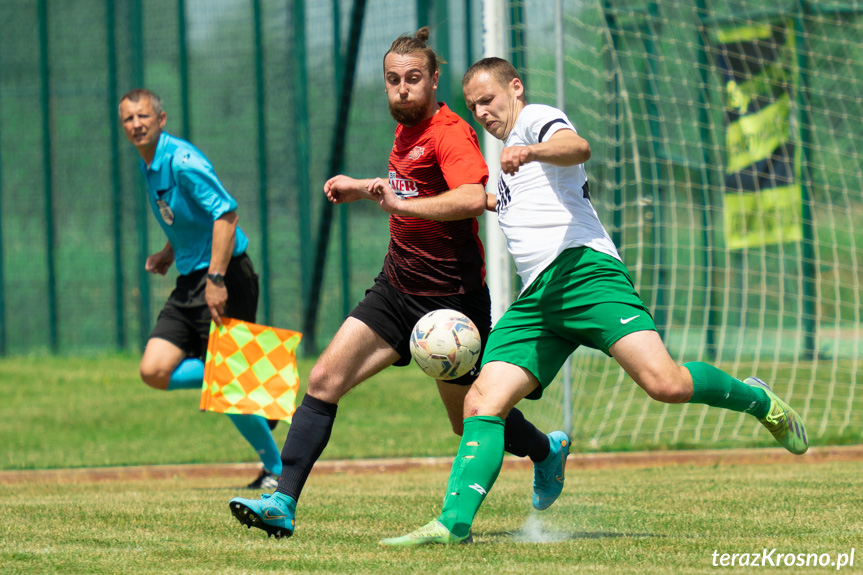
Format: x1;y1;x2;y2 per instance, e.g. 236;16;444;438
745;377;809;455
379;520;472;547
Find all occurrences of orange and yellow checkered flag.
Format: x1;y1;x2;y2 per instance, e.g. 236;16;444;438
200;317;302;422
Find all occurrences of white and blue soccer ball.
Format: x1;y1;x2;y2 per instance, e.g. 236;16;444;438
409;309;482;380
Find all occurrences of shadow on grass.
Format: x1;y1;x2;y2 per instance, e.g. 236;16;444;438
494;516;665;543
489;530;660;543
558;530;658;540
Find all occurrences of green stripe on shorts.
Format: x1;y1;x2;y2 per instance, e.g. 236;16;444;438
481;247;655;399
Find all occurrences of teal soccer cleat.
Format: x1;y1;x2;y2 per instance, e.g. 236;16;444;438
532;430;571;511
380;520;472;547
229;492;296;539
745;377;809;455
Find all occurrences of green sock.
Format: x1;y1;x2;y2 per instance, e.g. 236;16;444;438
684;361;770;418
437;416;505;538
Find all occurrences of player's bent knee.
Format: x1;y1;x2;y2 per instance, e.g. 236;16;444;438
463;397;509;419
139;363;170;390
307;363;332;391
461;376;518;418
306;363;350;402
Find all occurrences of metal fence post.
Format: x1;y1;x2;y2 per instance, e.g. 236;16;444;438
177;0;191;141
302;0;367;354
0;41;5;355
253;0;271;325
333;0;351;320
38;0;59;352
793;5;818;359
290;0;314;353
129;0;150;350
107;0;126;350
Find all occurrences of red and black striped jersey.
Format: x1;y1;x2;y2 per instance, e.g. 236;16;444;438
383;103;489;296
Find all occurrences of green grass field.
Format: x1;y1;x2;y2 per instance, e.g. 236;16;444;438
0;354;465;471
2;462;861;574
1;354;862;573
3;353;860;473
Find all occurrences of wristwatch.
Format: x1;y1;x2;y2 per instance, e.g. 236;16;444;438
207;273;225;285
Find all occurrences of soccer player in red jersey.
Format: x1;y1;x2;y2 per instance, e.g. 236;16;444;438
228;28;569;540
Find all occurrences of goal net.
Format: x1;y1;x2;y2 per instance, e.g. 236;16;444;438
487;0;863;450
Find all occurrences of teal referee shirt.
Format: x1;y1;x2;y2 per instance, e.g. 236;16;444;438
140;132;249;275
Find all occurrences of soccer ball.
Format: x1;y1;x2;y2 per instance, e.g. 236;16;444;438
409;309;482;380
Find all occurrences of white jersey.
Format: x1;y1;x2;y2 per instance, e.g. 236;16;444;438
496;104;620;292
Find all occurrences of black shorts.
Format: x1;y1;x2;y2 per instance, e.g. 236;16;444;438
348;272;492;385
149;253;258;359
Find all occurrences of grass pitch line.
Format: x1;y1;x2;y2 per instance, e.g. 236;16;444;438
0;444;860;485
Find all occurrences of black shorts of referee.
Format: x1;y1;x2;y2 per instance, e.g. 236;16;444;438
348;271;491;386
149;253;259;360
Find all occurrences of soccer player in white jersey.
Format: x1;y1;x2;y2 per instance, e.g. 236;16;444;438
381;57;809;546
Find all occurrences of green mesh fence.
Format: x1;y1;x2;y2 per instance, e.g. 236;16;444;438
0;0;474;355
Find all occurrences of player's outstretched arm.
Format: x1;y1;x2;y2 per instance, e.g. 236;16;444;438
367;179;486;221
500;129;590;175
324;174;374;204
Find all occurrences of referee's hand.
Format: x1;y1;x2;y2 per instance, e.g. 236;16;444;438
206;282;228;327
145;249;174;275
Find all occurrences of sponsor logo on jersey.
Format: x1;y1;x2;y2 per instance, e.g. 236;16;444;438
497;177;512;214
389;170;419;199
156;198;174;225
407;146;425;160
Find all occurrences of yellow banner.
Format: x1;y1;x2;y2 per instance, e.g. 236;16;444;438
724;184;803;249
726;93;791;173
716;19;802;250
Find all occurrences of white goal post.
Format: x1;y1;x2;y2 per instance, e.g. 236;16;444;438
481;0;573;435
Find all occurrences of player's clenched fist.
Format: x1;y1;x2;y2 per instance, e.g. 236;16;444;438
500;145;533;175
324;174;368;204
366;178;402;214
145;247;174;276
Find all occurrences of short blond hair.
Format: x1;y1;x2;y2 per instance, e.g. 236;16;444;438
463;57;521;90
118;88;163;116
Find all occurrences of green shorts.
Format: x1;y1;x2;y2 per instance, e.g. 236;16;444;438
482;246;656;399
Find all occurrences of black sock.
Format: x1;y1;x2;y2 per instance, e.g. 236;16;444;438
275;394;338;501
503;407;550;462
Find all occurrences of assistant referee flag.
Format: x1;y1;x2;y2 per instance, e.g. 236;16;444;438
200;317;301;421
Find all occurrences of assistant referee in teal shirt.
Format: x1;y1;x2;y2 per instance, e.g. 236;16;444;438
119;88;281;490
